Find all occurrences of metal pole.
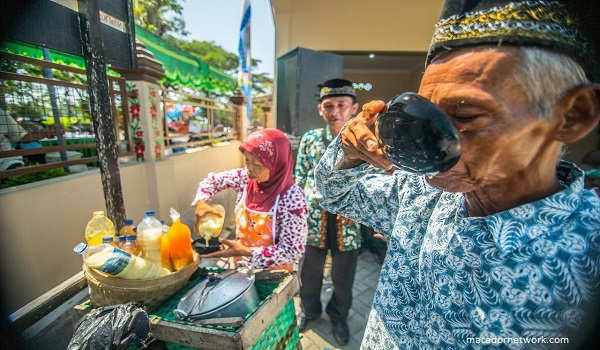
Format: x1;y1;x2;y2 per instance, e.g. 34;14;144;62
42;48;68;164
78;0;126;229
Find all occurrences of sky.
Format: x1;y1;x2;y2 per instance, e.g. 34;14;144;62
179;0;275;78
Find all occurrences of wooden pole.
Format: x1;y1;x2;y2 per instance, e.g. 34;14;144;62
78;0;126;229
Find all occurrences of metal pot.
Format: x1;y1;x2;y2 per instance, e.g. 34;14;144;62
173;264;260;321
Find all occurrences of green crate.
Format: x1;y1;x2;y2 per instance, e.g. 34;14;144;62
152;267;300;349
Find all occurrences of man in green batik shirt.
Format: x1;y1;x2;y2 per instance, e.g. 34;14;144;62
294;78;361;346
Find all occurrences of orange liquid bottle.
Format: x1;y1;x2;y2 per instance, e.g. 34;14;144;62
167;208;194;271
161;230;174;272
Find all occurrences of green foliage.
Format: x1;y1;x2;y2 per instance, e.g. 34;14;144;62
133;0;189;37
169;37;239;71
3;167;69;187
133;0;274;96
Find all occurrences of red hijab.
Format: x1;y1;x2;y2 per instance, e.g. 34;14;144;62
239;128;295;211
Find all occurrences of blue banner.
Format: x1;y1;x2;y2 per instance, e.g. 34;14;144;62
238;0;252;124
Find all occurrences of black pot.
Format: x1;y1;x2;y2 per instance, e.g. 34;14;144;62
377;92;461;175
173;266;260;321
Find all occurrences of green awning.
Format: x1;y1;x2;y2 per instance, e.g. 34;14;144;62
0;40;86;67
1;27;237;93
134;25;237;92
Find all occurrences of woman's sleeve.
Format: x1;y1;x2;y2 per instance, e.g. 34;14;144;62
191;168;248;206
250;186;308;269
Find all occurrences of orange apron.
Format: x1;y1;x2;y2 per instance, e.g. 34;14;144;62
235;191;293;271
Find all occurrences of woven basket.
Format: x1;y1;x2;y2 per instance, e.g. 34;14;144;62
84;253;199;311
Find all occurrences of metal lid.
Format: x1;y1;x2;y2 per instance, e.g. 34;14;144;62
175;268;255;318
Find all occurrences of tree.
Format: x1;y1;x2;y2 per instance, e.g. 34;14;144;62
133;0;273;95
133;0;189;37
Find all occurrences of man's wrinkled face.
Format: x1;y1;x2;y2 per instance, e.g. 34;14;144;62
318;96;359;131
419;47;559;193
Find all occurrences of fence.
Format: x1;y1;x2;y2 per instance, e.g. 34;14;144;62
160;87;240;155
0;52;132;184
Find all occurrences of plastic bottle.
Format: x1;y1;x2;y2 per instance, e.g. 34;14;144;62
121;235;142;257
102;235;118;247
119;219;136;236
117;235;127;248
136;210;163;266
84;211;116;246
167;208;195;271
74;242;170;279
161;231;174;271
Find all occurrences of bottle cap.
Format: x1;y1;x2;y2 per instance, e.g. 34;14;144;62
124;219;134;225
126;235;137;241
118;235;127;242
73;242;88;254
93;211;105;217
145;210;155;216
102;236;114;243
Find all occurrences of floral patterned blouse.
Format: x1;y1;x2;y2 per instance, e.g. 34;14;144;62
315;137;600;349
295;126;362;251
192;168;308;270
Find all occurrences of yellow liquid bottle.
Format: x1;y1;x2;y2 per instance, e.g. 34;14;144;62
84;211;116;246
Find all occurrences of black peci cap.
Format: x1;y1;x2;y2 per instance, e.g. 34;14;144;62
426;0;600;83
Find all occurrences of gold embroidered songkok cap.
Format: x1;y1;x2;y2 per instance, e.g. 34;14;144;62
319;79;357;101
426;0;600;82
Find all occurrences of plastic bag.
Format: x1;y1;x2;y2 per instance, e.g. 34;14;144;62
67;302;151;350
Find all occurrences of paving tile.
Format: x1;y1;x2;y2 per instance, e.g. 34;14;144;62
298;252;382;350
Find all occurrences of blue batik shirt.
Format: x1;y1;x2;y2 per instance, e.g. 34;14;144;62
315;137;600;350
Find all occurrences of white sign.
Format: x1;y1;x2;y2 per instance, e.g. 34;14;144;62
99;11;127;33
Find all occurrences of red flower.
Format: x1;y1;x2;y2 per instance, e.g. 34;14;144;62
154;144;161;156
130;104;140;118
135;130;143;138
155;130;161;137
150;106;157;118
150;90;157;98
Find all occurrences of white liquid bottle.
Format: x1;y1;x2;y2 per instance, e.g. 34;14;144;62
74;242;170;279
136;210;164;266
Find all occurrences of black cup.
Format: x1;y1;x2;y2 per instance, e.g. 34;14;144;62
192;237;221;255
377;92;461;175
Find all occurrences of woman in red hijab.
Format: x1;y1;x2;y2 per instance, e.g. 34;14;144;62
192;128;308;270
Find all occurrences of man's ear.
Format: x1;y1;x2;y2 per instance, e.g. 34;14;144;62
553;84;600;143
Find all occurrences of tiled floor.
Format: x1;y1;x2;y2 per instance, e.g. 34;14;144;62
297;251;383;350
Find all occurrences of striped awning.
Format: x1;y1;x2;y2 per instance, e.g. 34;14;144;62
1;26;237;93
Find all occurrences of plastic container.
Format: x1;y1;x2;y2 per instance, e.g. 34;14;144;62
137;211;164;266
84;211;116;246
196;204;225;245
74;242;170;279
161;232;174;271
167;208;194;271
121;235;142;257
119;219;136;236
117;235;127;248
102;235;117;247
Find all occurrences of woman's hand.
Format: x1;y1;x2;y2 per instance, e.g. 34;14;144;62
336;100;394;173
200;238;252;258
193;200;224;235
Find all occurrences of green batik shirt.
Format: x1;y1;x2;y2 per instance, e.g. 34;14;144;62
294;126;362;251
